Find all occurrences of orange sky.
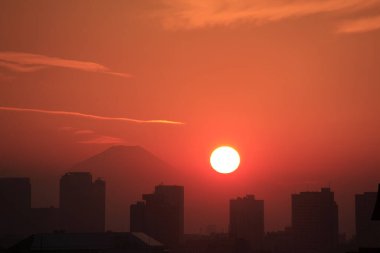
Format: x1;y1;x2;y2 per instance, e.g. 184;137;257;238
1;0;380;236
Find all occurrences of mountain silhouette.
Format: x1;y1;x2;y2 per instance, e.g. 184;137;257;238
71;145;181;232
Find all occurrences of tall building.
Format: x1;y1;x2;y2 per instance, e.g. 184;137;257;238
130;185;184;246
229;195;264;250
355;192;380;248
59;172;106;232
291;188;338;253
0;178;31;235
373;184;380;220
130;201;146;232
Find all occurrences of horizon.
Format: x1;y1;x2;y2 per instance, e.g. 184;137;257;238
1;144;378;237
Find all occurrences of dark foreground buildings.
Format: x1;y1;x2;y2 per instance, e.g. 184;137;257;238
130;185;184;246
60;172;106;232
355;192;380;248
173;233;251;253
0;172;105;240
3;172;380;253
30;207;60;234
0;178;31;235
229;195;264;251
350;184;380;253
263;227;293;253
9;232;167;253
292;188;339;253
372;184;380;220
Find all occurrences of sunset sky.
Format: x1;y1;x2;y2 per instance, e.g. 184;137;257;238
1;0;380;236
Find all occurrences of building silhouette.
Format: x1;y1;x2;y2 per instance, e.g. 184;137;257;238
30;207;60;234
291;188;338;253
173;233;251;253
130;185;184;246
229;195;264;250
10;232;167;253
0;178;31;235
59;172;106;233
263;227;293;253
130;201;146;232
372;184;380;220
355;192;380;248
348;184;380;253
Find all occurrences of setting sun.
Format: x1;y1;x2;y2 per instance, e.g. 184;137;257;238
210;146;240;174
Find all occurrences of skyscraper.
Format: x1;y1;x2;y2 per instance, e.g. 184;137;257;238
355;192;380;248
0;178;31;235
229;195;264;250
372;184;380;220
59;172;105;232
130;201;146;232
291;188;338;253
130;185;184;246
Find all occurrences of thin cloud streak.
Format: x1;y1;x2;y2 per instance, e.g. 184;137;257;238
58;126;75;131
74;129;96;135
0;106;185;125
337;15;380;33
0;61;46;72
0;52;131;78
0;72;14;81
78;135;124;144
58;126;124;145
160;0;380;29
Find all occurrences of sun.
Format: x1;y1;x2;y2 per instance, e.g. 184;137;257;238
210;146;240;174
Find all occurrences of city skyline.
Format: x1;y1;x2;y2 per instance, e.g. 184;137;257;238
1;169;379;238
0;144;379;237
1;171;380;252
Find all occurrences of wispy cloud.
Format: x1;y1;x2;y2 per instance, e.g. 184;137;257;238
58;126;75;131
0;52;131;78
74;129;96;135
0;106;185;125
0;61;46;73
337;15;380;33
159;0;380;30
58;126;124;145
0;72;14;81
78;135;125;144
